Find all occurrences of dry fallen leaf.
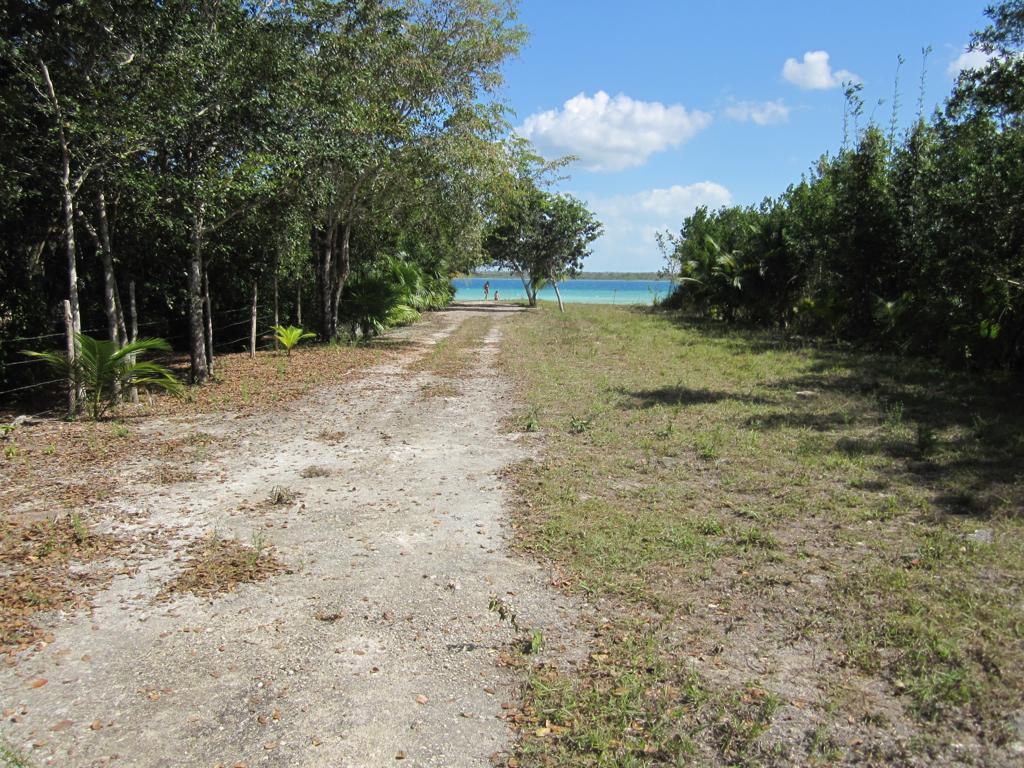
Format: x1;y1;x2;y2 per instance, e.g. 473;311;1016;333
29;678;48;688
415;694;428;704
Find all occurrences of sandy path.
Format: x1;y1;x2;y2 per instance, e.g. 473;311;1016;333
2;304;585;767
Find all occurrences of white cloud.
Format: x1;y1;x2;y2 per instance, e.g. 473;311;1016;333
724;99;791;125
782;51;859;90
517;91;712;172
582;182;733;271
947;48;995;77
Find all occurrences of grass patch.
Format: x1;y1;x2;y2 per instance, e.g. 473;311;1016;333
501;304;1024;765
0;734;33;768
410;315;493;379
159;532;286;600
515;622;787;767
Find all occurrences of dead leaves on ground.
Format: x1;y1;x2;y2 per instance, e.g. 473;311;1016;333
0;515;145;657
158;534;286;601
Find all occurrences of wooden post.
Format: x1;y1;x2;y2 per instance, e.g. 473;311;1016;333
63;300;76;418
249;280;258;359
127;281;139;404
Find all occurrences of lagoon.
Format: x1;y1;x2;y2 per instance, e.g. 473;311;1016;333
452;277;674;305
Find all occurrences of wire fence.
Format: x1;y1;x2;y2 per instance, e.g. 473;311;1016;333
1;304;280;403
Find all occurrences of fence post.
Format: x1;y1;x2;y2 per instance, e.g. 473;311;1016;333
63;300;77;418
249;281;258;359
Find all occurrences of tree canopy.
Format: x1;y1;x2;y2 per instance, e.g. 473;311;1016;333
660;0;1024;372
482;146;602;308
1;0;528;393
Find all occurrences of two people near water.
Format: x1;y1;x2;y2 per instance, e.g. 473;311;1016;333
483;281;498;301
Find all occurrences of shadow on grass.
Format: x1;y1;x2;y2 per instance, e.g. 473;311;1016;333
779;362;1021;519
635;308;1024;519
616;385;775;409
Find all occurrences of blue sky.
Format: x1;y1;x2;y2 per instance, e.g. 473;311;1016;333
500;0;994;272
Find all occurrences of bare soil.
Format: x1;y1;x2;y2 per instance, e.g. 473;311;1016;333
0;304;586;767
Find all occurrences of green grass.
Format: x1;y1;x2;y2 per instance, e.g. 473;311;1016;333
411;314;494;379
0;735;32;768
502;304;1024;766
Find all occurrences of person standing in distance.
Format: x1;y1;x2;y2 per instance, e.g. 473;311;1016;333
483;281;490;300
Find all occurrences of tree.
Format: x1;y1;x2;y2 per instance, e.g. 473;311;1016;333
484;184;602;309
0;0;528;404
532;194;603;312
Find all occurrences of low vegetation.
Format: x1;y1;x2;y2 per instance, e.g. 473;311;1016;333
502;304;1023;766
271;325;316;356
23;333;183;419
410;314;495;380
158;532;286;600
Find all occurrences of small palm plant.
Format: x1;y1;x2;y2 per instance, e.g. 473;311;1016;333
24;334;184;419
271;324;316;355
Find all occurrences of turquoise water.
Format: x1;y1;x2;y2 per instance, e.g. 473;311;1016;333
452;277;674;305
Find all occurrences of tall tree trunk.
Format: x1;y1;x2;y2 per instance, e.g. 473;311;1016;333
93;185;129;348
552;279;565;313
128;280;138;344
296;285;302;327
39;61;81;337
249;280;258;358
313;222;334;340
330;220;352;340
127;280;139;404
64;300;77;417
202;259;214;377
188;208;208;384
273;250;280;351
518;271;536;307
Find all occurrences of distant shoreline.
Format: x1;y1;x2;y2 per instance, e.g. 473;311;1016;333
464;271;671;281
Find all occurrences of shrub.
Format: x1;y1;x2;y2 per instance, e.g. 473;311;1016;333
23;333;184;419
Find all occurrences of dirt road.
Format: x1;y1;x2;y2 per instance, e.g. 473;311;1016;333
1;304;583;767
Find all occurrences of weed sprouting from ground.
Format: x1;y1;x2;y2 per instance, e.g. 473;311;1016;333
0;734;33;768
316;429;347;445
488;594;520;632
522;407;540;433
266;485;297;505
